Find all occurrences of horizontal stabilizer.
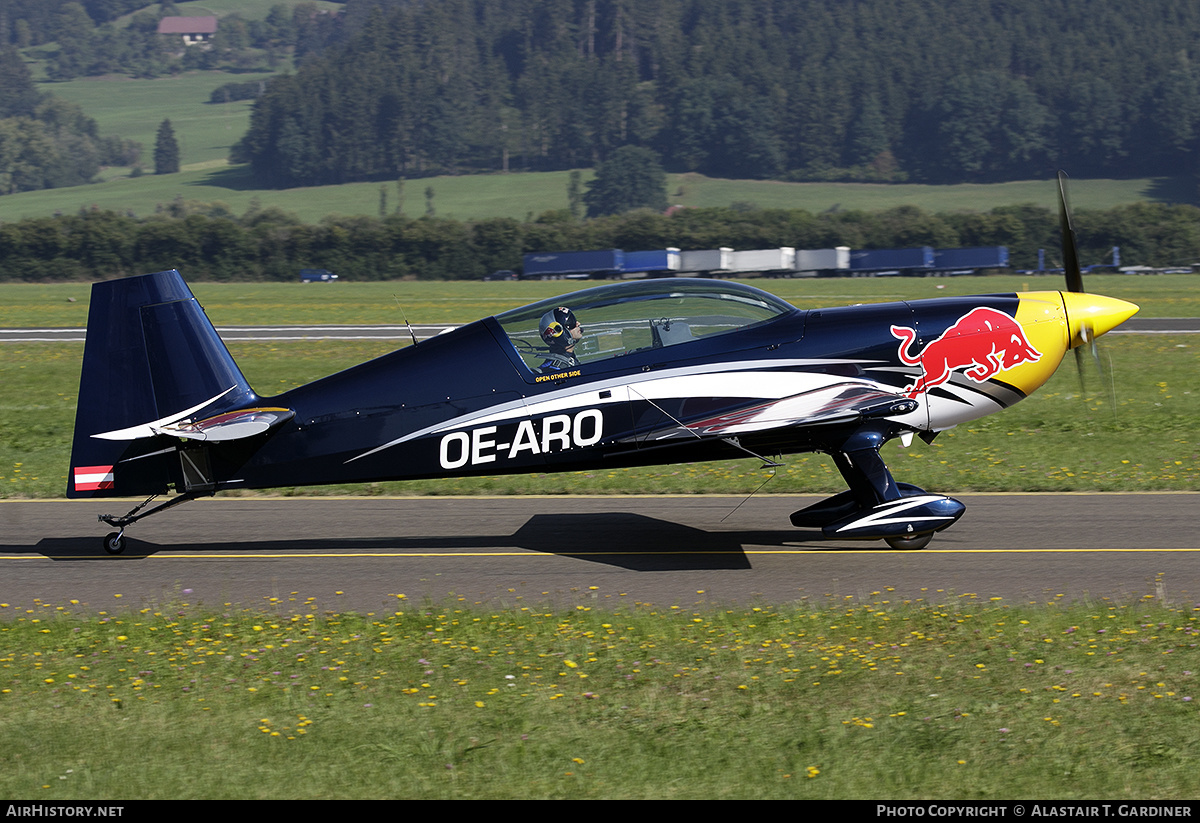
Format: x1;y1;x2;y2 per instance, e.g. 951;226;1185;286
154;408;295;442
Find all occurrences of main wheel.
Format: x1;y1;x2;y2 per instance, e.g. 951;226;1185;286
885;532;933;550
102;532;125;555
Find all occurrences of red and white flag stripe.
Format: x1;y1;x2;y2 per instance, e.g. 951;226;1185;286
74;465;114;491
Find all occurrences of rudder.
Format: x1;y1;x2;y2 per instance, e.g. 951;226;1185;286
67;270;258;498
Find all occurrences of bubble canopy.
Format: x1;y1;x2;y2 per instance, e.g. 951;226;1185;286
494;278;797;373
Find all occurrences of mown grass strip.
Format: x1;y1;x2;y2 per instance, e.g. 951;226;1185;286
2;273;1197;327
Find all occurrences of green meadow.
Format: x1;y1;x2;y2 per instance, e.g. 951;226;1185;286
0;162;1185;226
2;596;1198;799
1;273;1197;327
164;0;344;20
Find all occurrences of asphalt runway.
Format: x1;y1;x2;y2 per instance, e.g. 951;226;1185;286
1;494;1197;613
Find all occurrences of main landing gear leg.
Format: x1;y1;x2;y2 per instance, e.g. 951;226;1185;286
98;493;201;555
790;428;965;549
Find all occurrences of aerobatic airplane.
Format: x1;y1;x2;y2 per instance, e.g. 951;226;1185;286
68;174;1138;554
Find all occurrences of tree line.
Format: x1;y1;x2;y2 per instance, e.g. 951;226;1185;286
2;199;1198;283
235;0;1200;188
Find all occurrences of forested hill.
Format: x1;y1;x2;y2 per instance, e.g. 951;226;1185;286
236;0;1200;188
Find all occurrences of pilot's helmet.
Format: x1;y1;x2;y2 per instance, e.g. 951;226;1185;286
539;306;578;349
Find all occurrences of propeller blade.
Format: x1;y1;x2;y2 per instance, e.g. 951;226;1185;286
1074;333;1118;417
1073;344;1088;394
1057;170;1084;293
1060;172;1105;406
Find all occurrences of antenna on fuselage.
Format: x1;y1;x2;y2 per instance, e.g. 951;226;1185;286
392;294;419;347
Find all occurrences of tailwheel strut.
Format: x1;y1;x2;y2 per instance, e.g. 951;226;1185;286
97;493;201;555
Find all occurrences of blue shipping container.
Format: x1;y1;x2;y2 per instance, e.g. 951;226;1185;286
848;247;935;271
623;249;680;272
933;247;1009;270
523;249;624;277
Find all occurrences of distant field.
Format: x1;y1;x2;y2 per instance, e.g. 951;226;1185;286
0;274;1194;326
0;163;1184;226
167;0;344;20
0;275;1195;328
46;71;270;170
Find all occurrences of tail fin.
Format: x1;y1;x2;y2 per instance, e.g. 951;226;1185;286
67;270;259;498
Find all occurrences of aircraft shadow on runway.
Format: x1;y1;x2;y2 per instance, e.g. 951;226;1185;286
32;512;836;570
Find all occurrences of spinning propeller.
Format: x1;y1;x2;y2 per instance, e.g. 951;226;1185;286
1056;170;1135;401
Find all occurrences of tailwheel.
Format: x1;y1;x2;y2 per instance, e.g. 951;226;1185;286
102;531;125;555
885;532;933;551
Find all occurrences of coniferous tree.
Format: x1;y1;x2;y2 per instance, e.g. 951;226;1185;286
153;119;180;175
567;170;583;218
0;47;41;119
847;95;890;167
223;0;1200;187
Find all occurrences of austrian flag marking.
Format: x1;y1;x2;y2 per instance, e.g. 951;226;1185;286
74;465;115;491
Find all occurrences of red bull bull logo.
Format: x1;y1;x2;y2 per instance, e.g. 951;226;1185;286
890;307;1042;399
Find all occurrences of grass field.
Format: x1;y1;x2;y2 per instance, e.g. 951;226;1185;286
0;161;1186;225
2;597;1198;799
166;0;344;20
0;274;1196;327
47;70;270;171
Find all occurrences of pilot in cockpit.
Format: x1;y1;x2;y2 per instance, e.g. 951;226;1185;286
538;306;583;370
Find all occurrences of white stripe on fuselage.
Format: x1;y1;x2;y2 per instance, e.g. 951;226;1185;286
346;358;891;463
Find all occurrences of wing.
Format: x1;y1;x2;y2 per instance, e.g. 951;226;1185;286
628;381;918;443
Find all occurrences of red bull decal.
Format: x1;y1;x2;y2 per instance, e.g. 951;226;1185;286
890;307;1042;399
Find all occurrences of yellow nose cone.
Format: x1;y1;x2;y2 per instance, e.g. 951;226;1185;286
1060;292;1139;348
